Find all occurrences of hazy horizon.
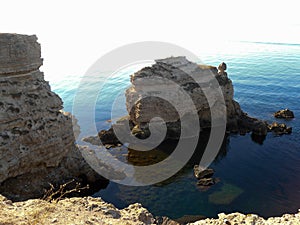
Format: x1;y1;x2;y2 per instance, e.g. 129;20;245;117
1;0;299;82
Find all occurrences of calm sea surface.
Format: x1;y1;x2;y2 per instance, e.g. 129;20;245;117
50;41;300;219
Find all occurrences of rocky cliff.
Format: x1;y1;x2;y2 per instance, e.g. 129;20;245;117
0;33;105;200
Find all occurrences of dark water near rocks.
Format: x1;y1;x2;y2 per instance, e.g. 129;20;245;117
50;41;300;219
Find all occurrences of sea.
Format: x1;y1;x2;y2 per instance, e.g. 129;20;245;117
49;41;300;220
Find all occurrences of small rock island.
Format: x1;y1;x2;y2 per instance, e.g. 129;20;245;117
99;56;269;146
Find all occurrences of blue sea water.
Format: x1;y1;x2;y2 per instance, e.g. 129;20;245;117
50;41;300;219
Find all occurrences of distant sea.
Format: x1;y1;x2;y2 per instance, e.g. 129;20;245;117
50;41;300;219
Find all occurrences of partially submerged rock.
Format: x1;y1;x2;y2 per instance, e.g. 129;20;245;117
194;166;219;189
197;178;218;186
193;166;214;179
274;108;295;119
268;122;292;135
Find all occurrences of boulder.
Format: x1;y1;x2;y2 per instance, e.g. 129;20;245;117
197;178;218;186
193;166;215;179
268;122;292;135
274;109;295;119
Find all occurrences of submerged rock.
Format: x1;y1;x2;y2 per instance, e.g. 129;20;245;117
274;108;295;119
174;214;206;224
208;183;244;205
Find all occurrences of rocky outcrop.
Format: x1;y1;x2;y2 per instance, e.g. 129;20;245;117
1;194;299;225
274;108;295;119
268;122;292;135
0;33;105;200
0;194;156;225
124;56;267;138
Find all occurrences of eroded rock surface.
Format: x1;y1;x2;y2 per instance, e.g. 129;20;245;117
0;194;155;225
0;33;105;200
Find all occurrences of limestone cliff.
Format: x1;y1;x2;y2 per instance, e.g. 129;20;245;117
0;33;105;200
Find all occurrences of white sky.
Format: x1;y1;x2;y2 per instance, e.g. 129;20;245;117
1;0;299;81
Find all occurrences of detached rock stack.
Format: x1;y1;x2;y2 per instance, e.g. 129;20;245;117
0;33;104;200
124;56;267;138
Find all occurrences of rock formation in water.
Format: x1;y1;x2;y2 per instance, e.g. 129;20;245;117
0;33;106;200
274;108;295;119
123;56;268;139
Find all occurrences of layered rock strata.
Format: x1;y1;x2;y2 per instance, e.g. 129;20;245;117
0;33;105;200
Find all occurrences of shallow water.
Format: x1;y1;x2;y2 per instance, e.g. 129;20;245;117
51;41;300;219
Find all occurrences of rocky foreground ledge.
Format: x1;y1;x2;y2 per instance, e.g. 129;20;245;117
1;194;300;225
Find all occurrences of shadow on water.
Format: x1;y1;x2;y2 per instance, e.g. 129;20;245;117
128;129;229;162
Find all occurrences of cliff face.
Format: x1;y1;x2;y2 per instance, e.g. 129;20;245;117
0;34;74;182
0;33;105;200
125;56;265;138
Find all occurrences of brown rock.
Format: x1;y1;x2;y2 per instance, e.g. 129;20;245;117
268;122;292;135
274;109;295;119
194;166;214;179
218;62;227;76
197;178;218;186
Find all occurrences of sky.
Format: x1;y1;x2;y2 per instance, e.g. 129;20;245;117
1;0;299;81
